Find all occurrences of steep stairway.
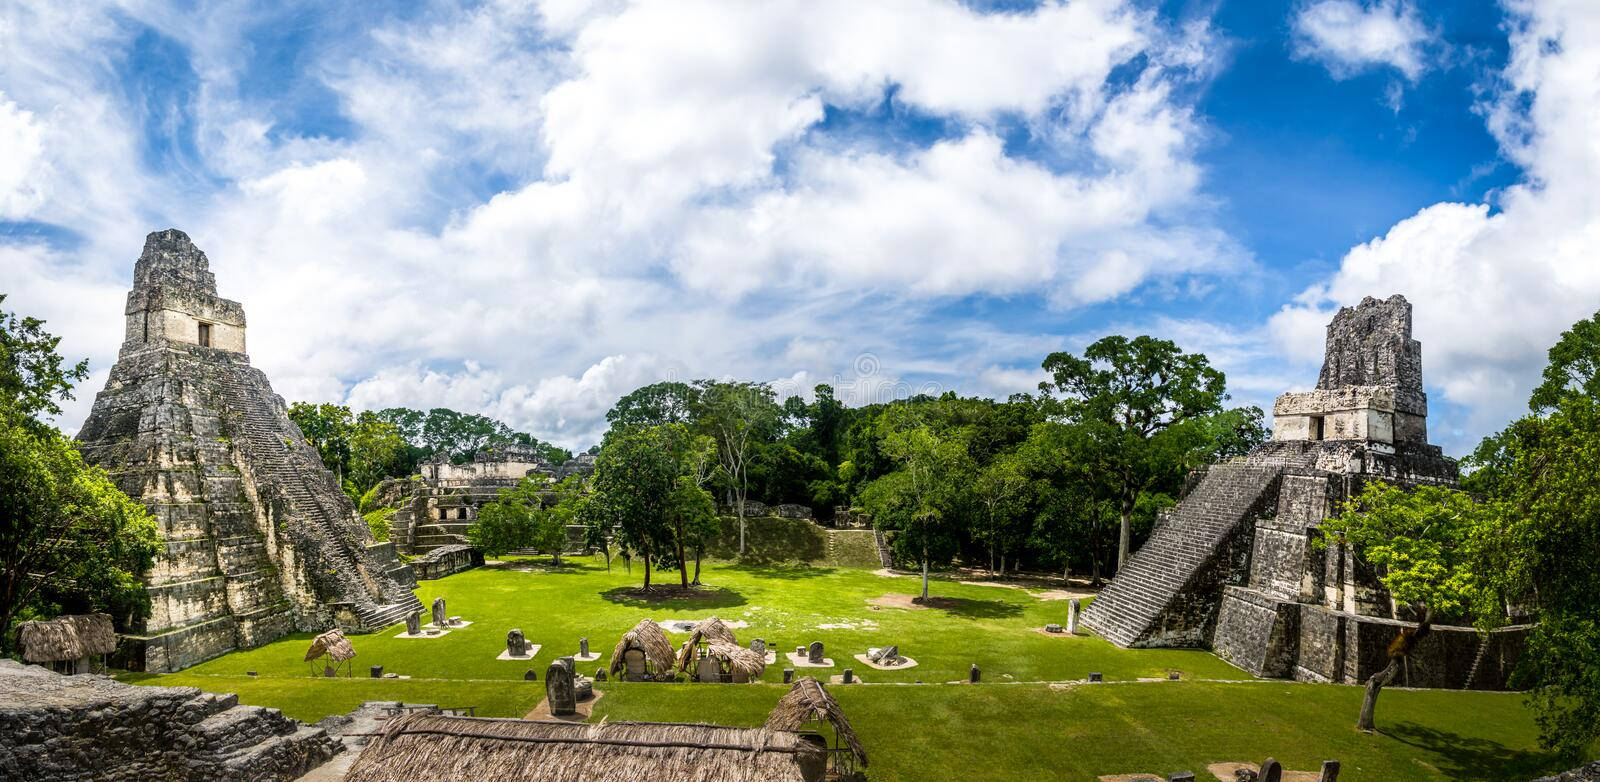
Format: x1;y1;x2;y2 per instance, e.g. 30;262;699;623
1081;463;1282;647
211;362;420;630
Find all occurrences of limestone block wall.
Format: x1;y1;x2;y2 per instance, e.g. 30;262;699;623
0;660;341;781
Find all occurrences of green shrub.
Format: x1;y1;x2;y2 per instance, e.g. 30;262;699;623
363;507;395;543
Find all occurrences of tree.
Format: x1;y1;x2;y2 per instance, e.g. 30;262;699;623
1528;308;1600;413
288;402;354;483
470;475;570;564
347;411;408;496
1039;336;1227;572
974;452;1032;576
0;293;88;428
604;381;700;441
1317;482;1484;732
696;381;780;556
1465;400;1600;757
0;295;158;651
588;424;710;589
859;404;974;601
467;494;537;560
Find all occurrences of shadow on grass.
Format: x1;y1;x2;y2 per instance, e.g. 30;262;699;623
482;558;597;575
918;595;1024;619
724;562;838;580
599;584;748;609
1385;721;1559;781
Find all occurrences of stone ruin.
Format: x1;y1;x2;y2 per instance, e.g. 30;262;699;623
74;230;420;672
381;445;593;559
0;659;340;780
1081;295;1527;689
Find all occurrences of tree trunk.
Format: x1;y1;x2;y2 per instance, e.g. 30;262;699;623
675;527;690;589
920;547;930;601
737;494;746;557
1117;492;1133;574
1358;658;1400;732
642;553;651;590
692;550;702;585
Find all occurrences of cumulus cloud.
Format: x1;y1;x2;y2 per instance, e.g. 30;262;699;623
1272;0;1600;451
1292;0;1435;81
1;0;1246;449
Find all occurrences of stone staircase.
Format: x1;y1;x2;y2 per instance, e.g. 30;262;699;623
187;692;342;778
1081;464;1283;648
211;363;420;630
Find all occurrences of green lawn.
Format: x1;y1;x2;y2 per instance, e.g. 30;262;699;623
123;556;1587;780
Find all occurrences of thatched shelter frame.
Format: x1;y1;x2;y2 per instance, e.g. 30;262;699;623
765;676;868;775
608;618;676;681
305;628;356;677
16;613;117;675
674;616;740;673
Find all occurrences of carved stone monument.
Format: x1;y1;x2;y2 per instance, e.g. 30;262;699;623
1259;758;1282;782
579;637;589;657
546;657;577;716
430;598;447;628
808;641;824;664
507;629;528;657
1067;598;1080;634
750;638;766;655
405;612;421;636
969;663;980;683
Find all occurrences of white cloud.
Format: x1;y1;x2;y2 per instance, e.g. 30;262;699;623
1;0;1248;449
1273;0;1600;452
1292;0;1434;82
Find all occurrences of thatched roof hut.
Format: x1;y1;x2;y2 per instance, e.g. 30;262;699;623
304;629;355;663
683;640;767;681
766;676;868;768
609;618;676;678
16;614;117;663
674;616;740;672
343;711;827;782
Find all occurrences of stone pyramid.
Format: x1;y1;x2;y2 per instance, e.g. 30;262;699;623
77;229;420;672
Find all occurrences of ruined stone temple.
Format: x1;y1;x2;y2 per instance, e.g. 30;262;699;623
383;444;593;558
75;230;421;672
1081;295;1526;689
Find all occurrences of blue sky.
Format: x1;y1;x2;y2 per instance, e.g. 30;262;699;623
2;0;1598;454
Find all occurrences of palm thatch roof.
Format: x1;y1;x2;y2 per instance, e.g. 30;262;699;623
673;617;740;671
343;711;824;782
304;629;356;663
609;618;676;676
765;676;868;767
681;640;767;679
16;614;117;663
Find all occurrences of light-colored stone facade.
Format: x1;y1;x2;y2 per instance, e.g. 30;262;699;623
77;230;420;672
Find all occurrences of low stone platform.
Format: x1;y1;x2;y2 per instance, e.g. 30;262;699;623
0;660;340;781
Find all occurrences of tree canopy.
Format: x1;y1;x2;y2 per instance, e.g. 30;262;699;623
0;294;158;654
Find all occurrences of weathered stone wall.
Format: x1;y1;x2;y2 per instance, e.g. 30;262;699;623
0;660;340;781
411;544;484;580
1317;294;1426;417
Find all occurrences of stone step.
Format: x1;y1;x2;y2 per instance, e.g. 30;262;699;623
206;724;343;780
1082;465;1281;647
193;704;296;755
